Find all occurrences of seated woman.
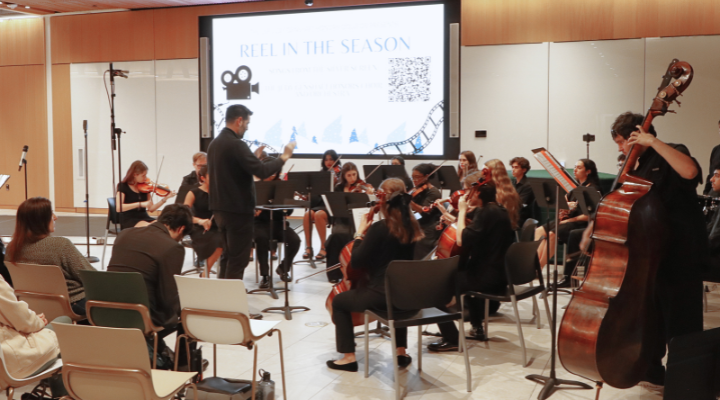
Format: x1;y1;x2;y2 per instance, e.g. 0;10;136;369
5;197;95;315
302;150;341;260
485;159;521;231
458;150;479;183
428;183;515;351
0;275;68;380
535;158;602;267
409;163;442;259
327;178;424;371
116;160;176;230
253;157;301;288
184;165;223;277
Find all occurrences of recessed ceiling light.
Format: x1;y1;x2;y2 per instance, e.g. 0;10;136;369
25;5;30;8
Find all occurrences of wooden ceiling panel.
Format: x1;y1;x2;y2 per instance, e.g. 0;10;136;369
2;1;258;14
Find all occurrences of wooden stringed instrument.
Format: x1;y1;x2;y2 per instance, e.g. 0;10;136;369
557;59;693;388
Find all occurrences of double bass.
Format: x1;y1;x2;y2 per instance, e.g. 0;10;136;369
557;59;693;388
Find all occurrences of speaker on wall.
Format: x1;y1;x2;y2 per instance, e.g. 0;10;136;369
200;37;212;139
449;23;460;138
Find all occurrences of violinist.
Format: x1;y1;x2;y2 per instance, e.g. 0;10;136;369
302;150;341;260
484;159;521;231
510;156;534;228
116;161;176;230
327;178;424;372
535;158;602;267
580;112;706;390
183;165;223;277
458;150;479;182
434;171;484;226
390;156;414;189
428;183;515;351
335;162;374;194
409;163;443;259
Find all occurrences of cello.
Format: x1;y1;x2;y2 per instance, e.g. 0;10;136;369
557;59;694;388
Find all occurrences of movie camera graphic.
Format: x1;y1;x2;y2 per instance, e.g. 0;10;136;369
221;65;260;100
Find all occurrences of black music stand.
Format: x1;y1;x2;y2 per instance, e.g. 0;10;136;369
526;184;592;398
287;171;333;269
573;186;601;218
248;181;288;299
363;165;412;190
427;165;462;193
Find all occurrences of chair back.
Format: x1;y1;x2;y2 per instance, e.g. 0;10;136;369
175;276;249;345
384;256;459;319
504;241;543;288
520;218;538;242
5;262;78;321
107;197;120;227
79;270;152;331
53;323;154;400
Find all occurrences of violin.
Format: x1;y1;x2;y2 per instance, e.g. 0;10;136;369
137;179;172;197
422;189;466;214
348;179;374;194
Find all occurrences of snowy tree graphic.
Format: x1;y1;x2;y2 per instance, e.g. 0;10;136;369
349;129;359;143
312;136;318;144
290;127;299;149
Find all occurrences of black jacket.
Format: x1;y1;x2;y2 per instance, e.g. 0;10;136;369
175;171;199;205
207;127;285;214
107;223;185;329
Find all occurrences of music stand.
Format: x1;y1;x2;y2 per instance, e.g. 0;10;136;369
287;171;333;269
427;165;462;193
573;186;601;218
363;165;412;190
255;181;311;320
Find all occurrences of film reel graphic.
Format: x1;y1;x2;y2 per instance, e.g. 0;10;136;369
368;100;444;155
221;65;260;100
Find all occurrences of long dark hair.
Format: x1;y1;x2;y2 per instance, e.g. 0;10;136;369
458;150;478;181
320;150;340;171
338;162;359;188
6;197;53;262
122;160;148;185
379;179;423;244
579;159;600;188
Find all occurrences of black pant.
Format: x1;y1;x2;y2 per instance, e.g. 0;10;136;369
325;232;352;281
645;267;703;385
158;324;196;368
332;288;407;354
254;222;300;276
215;211;254;280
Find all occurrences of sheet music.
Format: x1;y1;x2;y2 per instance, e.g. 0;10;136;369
352;207;380;233
321;194;333;217
532;148;578;193
0;175;9;188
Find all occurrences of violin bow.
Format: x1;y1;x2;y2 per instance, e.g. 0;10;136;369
152;156;166;200
330;155;343;170
364;161;385;182
295;263;343;283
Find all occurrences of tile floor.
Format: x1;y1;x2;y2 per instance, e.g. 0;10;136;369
1;219;719;400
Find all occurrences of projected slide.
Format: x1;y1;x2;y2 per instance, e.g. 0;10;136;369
210;4;445;156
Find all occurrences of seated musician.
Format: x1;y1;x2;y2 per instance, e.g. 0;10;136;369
116;160;176;230
410;163;443;259
428;183;515;351
535;159;602;267
327;178;424;371
176;152;206;204
580;112;706;390
108;205;196;369
510;156;535;228
390;156;405;166
705;165;720;281
302;149;341;261
458;150;479;183
6;197;96;316
703;119;720;195
253;157;301;288
485;159;521;231
183;165;223;277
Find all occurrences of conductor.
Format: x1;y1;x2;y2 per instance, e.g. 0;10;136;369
208;104;295;280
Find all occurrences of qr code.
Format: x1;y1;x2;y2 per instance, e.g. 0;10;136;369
388;57;431;102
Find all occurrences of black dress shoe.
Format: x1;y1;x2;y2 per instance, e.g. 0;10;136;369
275;267;291;282
427;340;459;352
259;276;270;289
326;360;358;372
397;354;412;368
555;277;571;289
467;326;488;341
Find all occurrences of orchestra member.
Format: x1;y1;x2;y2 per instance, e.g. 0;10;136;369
428;183;514;351
484;159;521;230
176;152;206;204
335;162;374;194
409;163;443;259
184;165;223;277
6;197;96;316
704;119;720;195
208;104;294;280
302;150;341;260
327;178;423;371
510;156;534;228
391;156;405;166
580;112;706;390
116;161;176;230
536;159;602;267
253;157;301;288
458;150;479;182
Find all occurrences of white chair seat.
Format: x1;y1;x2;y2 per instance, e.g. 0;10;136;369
151;369;197;398
2;359;63;387
251;320;280;338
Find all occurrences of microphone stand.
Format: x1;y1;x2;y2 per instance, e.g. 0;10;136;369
21;159;27;201
109;63;124;218
83;121;100;263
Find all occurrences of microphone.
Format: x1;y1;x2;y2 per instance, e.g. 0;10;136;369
18;145;28;171
111;69;129;79
83;120;88;131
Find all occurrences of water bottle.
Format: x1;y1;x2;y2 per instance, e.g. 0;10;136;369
257;369;275;400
